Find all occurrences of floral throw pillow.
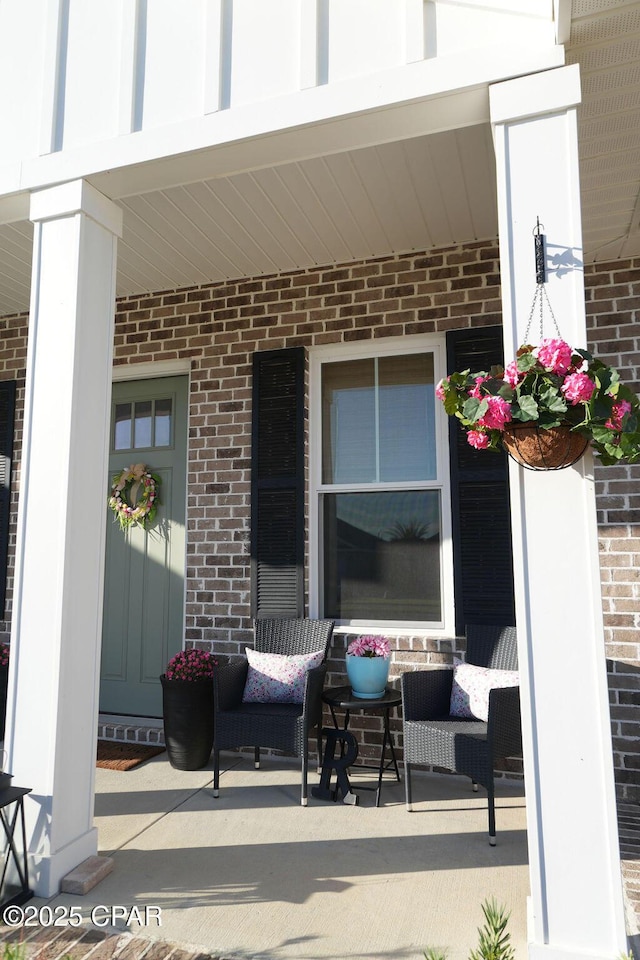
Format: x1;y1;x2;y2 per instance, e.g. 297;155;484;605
242;647;325;704
449;658;519;722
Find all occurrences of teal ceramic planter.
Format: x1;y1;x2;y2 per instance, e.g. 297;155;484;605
346;654;390;699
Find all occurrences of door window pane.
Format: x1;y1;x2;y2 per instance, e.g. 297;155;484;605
134;401;153;449
112;397;174;451
155;398;172;446
114;404;132;451
323;490;441;621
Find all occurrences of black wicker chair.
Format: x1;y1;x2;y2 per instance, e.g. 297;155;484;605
401;624;521;844
213;617;334;805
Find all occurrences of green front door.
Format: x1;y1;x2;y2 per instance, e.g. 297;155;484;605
100;375;188;717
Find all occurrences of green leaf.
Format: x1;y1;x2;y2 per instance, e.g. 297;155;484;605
462;396;488;423
537;413;564;429
516;395;539;420
483;378;506;397
575;347;593;364
443;391;461;416
539;388;567;414
517;352;537;373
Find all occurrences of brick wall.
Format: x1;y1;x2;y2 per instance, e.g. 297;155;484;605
586;259;640;803
0;312;26;644
1;245;638;795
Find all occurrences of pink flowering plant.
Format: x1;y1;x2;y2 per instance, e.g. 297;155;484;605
164;648;218;681
438;338;640;465
0;644;8;668
347;635;390;659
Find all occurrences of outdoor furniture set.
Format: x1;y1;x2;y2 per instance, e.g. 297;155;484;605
212;617;522;843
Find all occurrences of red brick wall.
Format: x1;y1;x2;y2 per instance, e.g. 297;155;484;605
0;312;26;643
1;245;638;796
586;259;640;803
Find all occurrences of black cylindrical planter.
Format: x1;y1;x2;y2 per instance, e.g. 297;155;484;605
160;675;214;770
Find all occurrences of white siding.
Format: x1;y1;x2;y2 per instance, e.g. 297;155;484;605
61;1;122;149
0;0;558;171
140;0;208;129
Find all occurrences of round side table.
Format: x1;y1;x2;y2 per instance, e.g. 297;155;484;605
322;685;401;806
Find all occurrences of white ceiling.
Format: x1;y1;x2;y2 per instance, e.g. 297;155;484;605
0;0;638;318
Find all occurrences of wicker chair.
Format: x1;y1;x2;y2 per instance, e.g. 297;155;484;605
401;624;521;844
212;617;334;806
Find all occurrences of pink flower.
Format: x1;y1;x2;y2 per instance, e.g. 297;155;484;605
467;430;489;449
165;648;218;680
478;395;512;431
536;338;574;375
503;361;523;388
435;378;447;401
561;372;595;405
347;635;390;658
605;399;632;431
468;376;490;399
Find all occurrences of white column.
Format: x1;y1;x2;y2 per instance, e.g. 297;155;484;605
7;180;122;896
490;65;628;960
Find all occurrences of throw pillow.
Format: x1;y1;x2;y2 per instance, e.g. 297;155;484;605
242;647;325;704
449;658;519;722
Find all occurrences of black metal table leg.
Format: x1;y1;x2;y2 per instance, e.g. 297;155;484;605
322;686;402;807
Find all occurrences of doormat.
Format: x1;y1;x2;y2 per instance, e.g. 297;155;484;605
96;740;165;771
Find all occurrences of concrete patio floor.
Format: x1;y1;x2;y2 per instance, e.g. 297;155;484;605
21;752;530;960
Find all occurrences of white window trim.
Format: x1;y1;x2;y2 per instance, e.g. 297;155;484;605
309;334;455;636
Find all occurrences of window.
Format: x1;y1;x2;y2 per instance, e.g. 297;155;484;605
311;339;452;630
113;398;173;451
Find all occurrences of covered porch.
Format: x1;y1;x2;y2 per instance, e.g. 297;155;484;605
0;3;637;959
16;753;531;960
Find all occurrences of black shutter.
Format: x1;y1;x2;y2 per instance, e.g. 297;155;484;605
447;328;515;634
0;381;16;620
251;348;305;618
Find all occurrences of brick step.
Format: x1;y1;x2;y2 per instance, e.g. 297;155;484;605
97;717;165;747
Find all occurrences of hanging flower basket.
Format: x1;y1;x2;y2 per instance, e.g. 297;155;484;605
502;423;589;471
437;338;640;471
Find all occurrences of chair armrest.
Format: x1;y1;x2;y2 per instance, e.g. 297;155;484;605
303;662;328;726
213;657;248;712
487;685;522;759
401;669;453;721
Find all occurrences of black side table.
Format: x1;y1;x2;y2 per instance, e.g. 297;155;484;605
322;685;401;807
0;786;33;909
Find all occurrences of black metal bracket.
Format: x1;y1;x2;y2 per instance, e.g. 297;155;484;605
534;218;547;284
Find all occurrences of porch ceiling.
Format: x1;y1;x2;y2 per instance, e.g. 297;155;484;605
0;0;638;318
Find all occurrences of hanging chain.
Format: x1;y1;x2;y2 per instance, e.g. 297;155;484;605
540;283;562;338
523;284;563;344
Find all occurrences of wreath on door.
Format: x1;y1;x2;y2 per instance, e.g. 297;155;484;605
108;463;161;531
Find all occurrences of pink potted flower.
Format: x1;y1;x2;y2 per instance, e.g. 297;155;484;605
346;635;391;700
160;647;227;770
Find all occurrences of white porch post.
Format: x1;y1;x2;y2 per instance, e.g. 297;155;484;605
7;180;122;896
490;66;628;959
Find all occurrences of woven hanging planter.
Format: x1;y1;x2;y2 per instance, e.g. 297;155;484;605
502;423;589;471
